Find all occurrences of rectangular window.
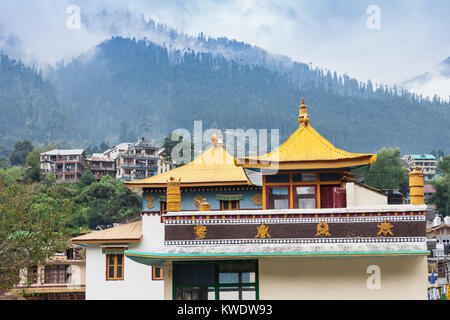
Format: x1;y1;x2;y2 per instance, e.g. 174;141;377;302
44;265;69;284
27;266;38;285
106;254;124;280
152;267;164;280
173;261;258;301
294;186;316;209
267;187;289;209
220;200;240;210
319;172;341;182
292;173;317;182
265;174;290;183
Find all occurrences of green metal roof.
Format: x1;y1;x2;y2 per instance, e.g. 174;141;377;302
410;154;436;160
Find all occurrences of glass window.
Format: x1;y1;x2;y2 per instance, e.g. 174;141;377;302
106;254;124;280
173;261;257;300
319;172;341;182
221;200;240;210
152;267;164;280
219;262;256;284
267;187;289;209
295;186;316;209
219;286;256;300
174;263;215;285
44;265;68;284
175;287;215;300
292;173;317;182
265;174;290;183
27;266;38;284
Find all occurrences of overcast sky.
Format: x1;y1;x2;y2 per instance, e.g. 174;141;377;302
1;0;450;87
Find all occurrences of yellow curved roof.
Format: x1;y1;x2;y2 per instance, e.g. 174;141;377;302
236;100;377;170
126;142;250;188
71;221;142;244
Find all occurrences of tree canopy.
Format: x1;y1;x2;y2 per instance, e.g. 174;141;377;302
0;178;71;293
365;148;409;196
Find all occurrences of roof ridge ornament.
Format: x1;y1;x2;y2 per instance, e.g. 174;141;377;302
298;97;310;126
211;131;224;148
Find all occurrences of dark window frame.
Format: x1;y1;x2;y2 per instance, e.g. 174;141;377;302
172;260;259;300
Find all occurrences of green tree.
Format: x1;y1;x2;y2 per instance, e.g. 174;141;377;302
161;134;194;167
0;178;71;293
75;176;140;229
9;140;34;166
0;155;9;170
24;149;42;183
0;166;25;183
79;169;96;187
437;155;450;174
429;175;450;217
365;148;409;195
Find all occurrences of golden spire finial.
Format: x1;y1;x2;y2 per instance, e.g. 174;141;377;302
211;131;224;148
298;97;310;126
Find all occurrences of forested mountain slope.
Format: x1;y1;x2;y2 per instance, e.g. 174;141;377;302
46;37;450;154
0;54;67;156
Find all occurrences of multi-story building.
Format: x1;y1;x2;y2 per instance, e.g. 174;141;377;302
158;148;176;174
87;153;116;181
403;154;438;182
73;99;430;300
115;138;159;181
40;149;86;183
11;244;86;300
426;216;450;295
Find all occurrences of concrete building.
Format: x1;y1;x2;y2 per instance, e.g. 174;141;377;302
73;99;429;300
426;216;450;296
12;244;86;300
403;154;438;182
87;153;116;181
40;149;86;183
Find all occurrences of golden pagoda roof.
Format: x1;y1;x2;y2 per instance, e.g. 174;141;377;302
126;134;250;188
235;99;377;170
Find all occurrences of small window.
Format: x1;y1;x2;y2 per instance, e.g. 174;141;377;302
152;267;164;281
319;172;341;182
267;187;289;209
106;254;124;280
292;173;317;182
27;266;38;285
265;174;290;183
295;186;316;209
44;265;69;284
221;200;240;210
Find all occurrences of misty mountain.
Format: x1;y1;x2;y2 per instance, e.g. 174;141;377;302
44;37;449;154
0;54;67;156
402;57;450;102
81;11;293;72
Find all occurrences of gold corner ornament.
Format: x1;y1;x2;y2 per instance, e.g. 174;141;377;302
255;223;271;239
377;221;394;236
194;225;207;240
315;222;331;237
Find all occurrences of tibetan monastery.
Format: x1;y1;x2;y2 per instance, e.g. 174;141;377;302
73;99;429;300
